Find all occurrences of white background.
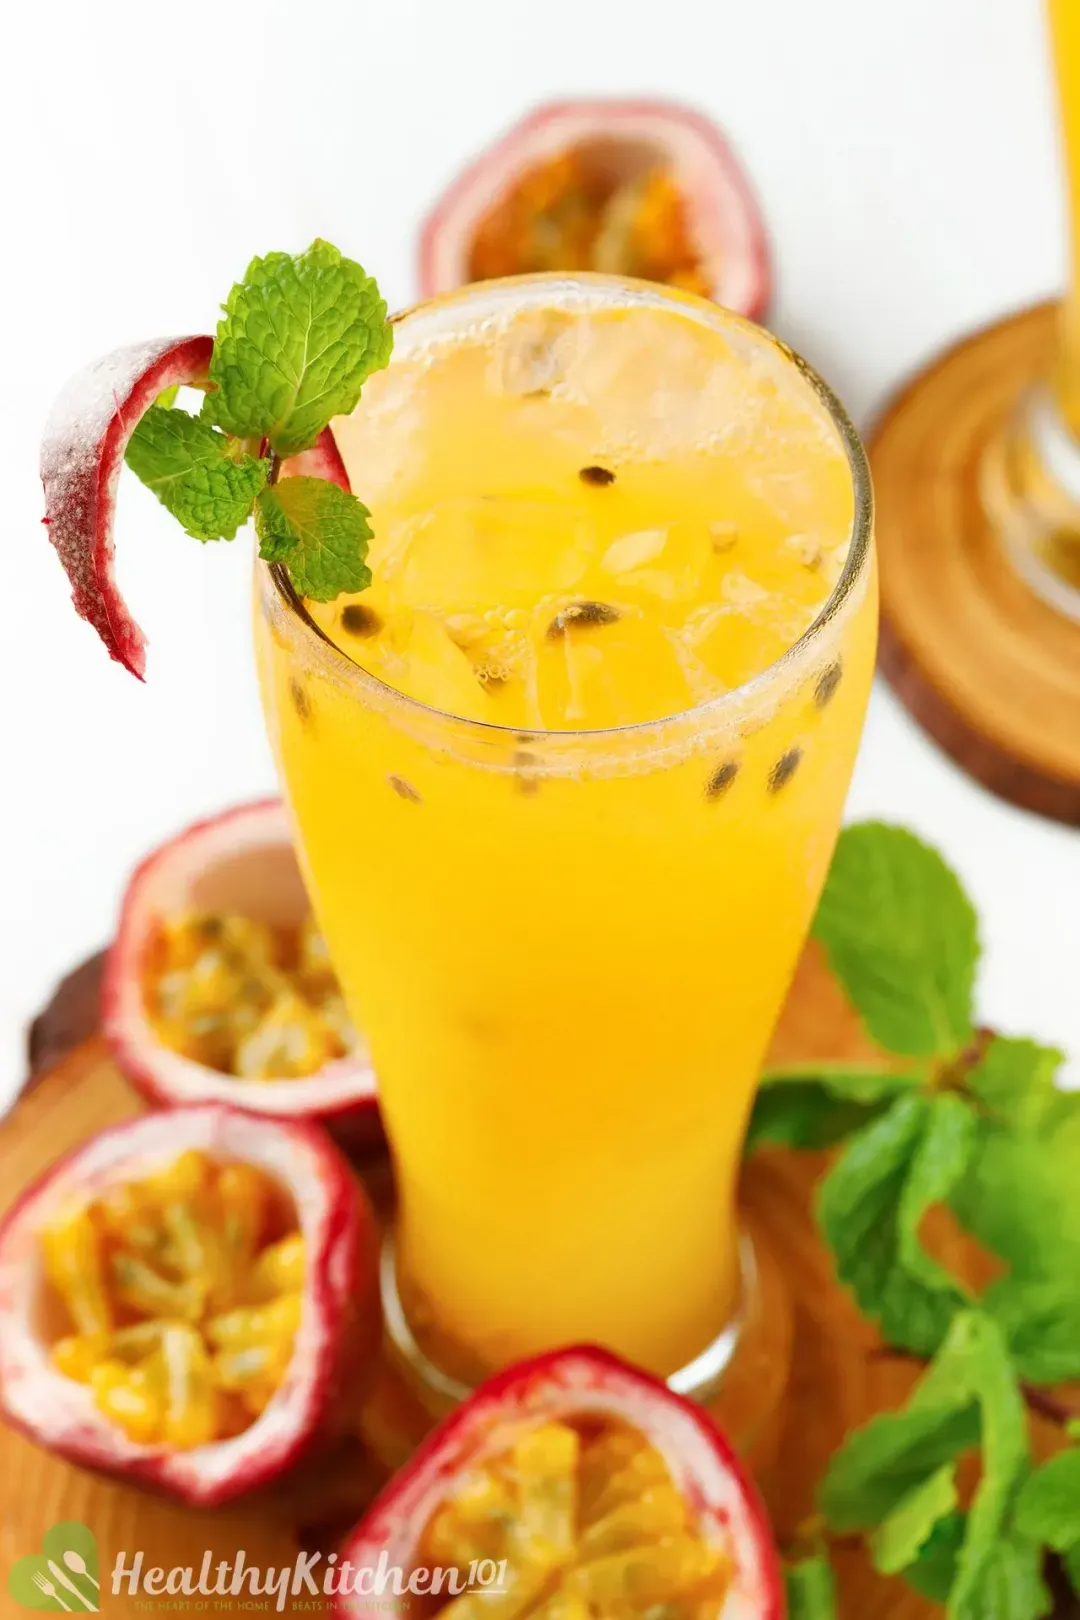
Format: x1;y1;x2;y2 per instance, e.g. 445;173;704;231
0;0;1075;1110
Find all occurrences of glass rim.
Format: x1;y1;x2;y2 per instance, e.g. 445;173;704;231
266;271;874;744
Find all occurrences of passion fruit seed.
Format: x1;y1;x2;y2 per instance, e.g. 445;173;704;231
578;464;616;487
814;659;843;708
389;774;423;804
146;910;356;1081
514;748;541;797
290;680;313;726
340;603;383;638
42;1150;304;1449
768;747;803;793
705;760;740;801
421;1417;732;1618
547;601;621;637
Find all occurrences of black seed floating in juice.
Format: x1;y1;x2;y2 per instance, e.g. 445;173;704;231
290;681;312;726
814;660;843;709
547;601;621;638
388;774;422;804
513;748;541;796
705;760;740;801
340;604;383;638
579;464;616;487
768;748;803;793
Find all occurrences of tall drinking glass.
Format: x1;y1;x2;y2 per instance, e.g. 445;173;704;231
255;275;876;1390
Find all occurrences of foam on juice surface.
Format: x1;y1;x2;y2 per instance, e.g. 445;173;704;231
313;296;854;729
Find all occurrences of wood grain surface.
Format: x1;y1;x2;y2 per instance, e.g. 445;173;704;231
872;300;1080;826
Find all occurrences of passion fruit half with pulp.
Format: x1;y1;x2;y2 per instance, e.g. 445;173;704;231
103;799;379;1137
337;1345;782;1618
420;100;771;321
0;1105;379;1505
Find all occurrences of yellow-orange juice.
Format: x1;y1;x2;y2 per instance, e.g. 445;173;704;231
1050;0;1080;436
256;276;876;1379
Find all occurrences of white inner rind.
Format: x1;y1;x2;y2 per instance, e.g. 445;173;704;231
103;800;376;1114
340;1349;776;1619
424;102;763;315
0;1106;353;1503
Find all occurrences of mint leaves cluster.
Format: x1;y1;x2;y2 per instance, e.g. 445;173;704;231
750;824;1080;1619
125;241;391;600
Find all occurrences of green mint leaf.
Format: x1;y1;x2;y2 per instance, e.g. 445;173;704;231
818;1312;984;1532
818;1092;975;1355
948;1091;1080;1302
946;1316;1040;1620
783;1554;838;1619
871;1463;959;1575
955;1531;1053;1620
822;1314;1046;1620
746;1063;917;1154
255;476;372;600
981;1274;1080;1384
902;1511;966;1603
125;406;268;542
812;823;979;1058
967;1036;1067;1132
1014;1450;1080;1552
206;239;392;455
154;384;179;408
1066;1542;1080;1599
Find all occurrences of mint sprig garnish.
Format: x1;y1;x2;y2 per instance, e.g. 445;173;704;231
751;823;1080;1616
255;476;373;601
125;406;269;541
204;240;391;455
124;239;391;601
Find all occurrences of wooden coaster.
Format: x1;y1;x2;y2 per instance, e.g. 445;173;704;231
1;949;1076;1617
871;301;1080;824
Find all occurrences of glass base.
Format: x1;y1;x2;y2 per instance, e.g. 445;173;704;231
982;383;1080;621
359;1218;793;1478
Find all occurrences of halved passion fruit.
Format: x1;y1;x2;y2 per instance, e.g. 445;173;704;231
40;328;347;679
337;1346;781;1618
102;800;379;1135
0;1106;378;1505
420;100;770;321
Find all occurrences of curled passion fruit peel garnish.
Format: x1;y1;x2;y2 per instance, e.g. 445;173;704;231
0;1106;378;1505
41;240;391;678
103;800;378;1129
337;1346;782;1619
420;100;771;321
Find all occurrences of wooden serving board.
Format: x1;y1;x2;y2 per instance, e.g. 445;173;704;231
2;948;1076;1618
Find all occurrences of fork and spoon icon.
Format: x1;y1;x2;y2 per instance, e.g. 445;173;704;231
29;1550;99;1612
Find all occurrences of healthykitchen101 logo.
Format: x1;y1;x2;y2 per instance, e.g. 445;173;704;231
9;1522;510;1613
8;1522;100;1612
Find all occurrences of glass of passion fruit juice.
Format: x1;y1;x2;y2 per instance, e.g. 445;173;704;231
255;274;876;1388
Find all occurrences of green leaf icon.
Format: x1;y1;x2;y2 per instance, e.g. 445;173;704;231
8;1523;99;1612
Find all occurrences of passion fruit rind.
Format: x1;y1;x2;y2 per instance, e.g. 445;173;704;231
40;336;214;680
336;1345;782;1619
39;313;349;682
102;799;379;1136
0;1105;378;1506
